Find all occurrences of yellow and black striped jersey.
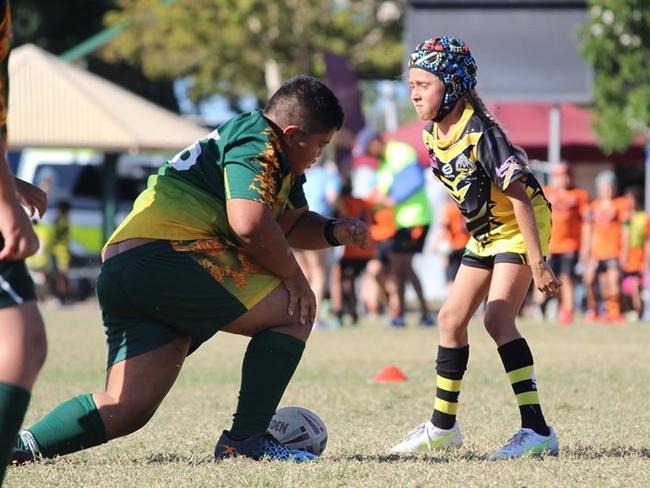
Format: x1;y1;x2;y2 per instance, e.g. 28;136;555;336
422;103;551;256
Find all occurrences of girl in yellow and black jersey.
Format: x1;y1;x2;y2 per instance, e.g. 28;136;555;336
389;36;561;460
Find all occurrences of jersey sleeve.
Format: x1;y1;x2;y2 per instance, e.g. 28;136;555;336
288;173;307;209
223;133;282;209
477;126;527;191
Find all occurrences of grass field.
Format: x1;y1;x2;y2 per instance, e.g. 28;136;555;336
5;301;650;487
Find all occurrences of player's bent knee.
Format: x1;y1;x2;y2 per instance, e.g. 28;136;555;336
483;311;515;342
101;401;157;439
272;319;313;342
437;306;464;333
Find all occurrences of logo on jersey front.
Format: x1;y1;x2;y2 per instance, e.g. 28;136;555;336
456;153;476;173
442;163;453;176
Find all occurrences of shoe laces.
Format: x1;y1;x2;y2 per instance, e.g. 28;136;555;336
500;429;532;455
403;422;428;441
261;433;315;461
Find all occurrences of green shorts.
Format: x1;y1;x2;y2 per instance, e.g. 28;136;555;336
97;241;251;369
0;259;36;309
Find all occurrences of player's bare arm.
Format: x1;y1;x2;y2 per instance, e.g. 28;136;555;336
227;197;315;325
0;144;40;260
505;179;561;298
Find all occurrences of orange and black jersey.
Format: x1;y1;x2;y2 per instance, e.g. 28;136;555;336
422;103;552;256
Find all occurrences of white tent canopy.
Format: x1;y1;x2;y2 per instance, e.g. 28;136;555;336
7;44;206;152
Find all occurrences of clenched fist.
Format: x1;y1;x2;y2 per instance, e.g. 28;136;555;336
333;219;369;249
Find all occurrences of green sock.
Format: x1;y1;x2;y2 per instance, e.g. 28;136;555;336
25;393;107;458
0;382;30;485
230;330;305;438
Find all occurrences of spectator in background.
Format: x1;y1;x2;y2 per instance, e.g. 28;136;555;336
434;199;469;292
350;128;381;201
294;158;341;328
538;162;589;325
375;137;434;327
582;170;628;323
51;201;71;305
330;178;376;326
350;129;392;319
621;187;650;321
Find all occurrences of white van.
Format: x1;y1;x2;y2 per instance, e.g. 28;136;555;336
15;148;165;263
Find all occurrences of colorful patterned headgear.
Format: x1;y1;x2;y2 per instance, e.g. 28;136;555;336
408;36;477;122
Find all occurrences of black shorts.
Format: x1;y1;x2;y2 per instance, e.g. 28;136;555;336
446;249;464;282
547;252;578;278
461;250;528;270
340;258;369;279
374;238;392;265
390;225;430;254
595;258;619;274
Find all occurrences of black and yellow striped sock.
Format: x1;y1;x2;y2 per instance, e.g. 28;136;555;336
430;345;469;430
497;338;550;436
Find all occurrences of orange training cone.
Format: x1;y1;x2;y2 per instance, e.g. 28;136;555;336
373;364;407;383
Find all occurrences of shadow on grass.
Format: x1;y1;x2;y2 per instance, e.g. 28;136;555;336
328;452;487;463
141;453;214;465
139;446;650;466
563;446;650;459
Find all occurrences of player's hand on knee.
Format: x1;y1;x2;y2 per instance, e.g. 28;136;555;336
283;272;317;326
334;219;369;249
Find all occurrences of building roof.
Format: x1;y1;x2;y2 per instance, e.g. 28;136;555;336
386;102;645;164
7;44;207;152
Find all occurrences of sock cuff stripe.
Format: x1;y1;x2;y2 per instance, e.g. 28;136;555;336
436;375;463;392
516;391;540;406
436;388;460;403
507;365;535;384
434;398;458;415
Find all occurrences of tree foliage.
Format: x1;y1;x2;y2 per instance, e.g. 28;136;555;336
579;0;650;153
11;0;178;111
102;0;404;102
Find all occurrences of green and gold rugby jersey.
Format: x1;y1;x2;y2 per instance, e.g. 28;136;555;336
423;103;551;256
108;110;306;246
106;111;307;308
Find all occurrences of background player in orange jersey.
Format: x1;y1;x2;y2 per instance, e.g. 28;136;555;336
435;199;470;292
539;162;589;325
330;178;377;326
582;170;629;323
620;187;650;321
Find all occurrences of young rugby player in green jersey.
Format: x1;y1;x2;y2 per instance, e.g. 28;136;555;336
0;1;49;484
389;37;561;459
12;75;367;463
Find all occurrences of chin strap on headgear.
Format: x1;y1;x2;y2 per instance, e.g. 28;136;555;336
408;36;477;122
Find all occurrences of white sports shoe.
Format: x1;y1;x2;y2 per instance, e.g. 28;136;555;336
389;421;463;453
490;427;559;460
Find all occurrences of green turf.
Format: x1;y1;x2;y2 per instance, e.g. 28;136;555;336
6;302;650;487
